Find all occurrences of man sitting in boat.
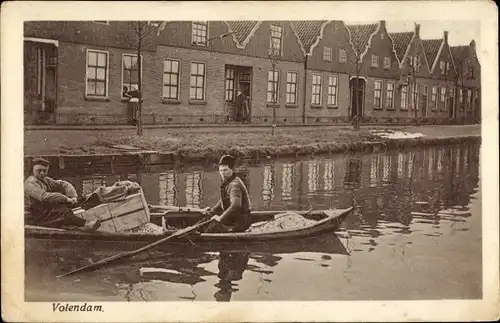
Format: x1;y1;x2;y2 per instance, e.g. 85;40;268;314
202;155;252;233
24;158;101;232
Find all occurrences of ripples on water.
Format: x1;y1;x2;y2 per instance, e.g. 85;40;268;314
25;143;481;301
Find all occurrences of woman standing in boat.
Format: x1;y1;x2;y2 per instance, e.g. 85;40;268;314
202;155;252;233
24;158;101;232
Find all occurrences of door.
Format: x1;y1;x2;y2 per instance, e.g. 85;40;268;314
349;78;365;119
239;81;251;121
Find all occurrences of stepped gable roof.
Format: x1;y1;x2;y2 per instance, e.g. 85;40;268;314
389;32;414;62
421;38;443;67
290;20;328;54
225;21;261;48
345;23;378;55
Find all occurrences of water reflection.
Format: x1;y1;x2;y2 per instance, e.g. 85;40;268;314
27;142;481;301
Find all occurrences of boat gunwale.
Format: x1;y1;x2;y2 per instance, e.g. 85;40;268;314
25;207;353;242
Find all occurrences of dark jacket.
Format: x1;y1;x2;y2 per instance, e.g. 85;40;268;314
209;175;251;229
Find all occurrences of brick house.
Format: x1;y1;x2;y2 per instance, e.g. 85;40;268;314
291;20;356;123
450;41;481;124
390;24;437;123
421;31;458;123
24;20;480;126
345;21;403;123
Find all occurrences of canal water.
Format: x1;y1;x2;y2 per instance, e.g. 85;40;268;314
25;142;482;301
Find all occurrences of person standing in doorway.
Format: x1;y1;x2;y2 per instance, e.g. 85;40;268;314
235;88;248;123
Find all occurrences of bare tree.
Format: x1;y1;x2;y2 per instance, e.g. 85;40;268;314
406;49;421;123
128;21;158;136
452;54;473;124
348;49;364;130
268;43;281;136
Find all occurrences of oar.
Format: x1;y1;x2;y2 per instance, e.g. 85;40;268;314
56;216;216;278
148;204;206;214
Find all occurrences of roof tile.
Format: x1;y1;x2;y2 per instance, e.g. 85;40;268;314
450;45;468;66
388;32;414;62
290;20;327;54
421;39;443;67
345;23;378;55
225;21;259;47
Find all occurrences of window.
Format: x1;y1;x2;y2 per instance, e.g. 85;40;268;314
327;75;338;106
162;59;180;100
185;172;202;208
440;87;446;111
383;57;390;69
431;86;438;110
412;56;420;72
86;50;108;97
339;49;347;63
410;84;419;110
374;80;382;109
440;61;446;75
286;72;298;104
189;62;206;100
468;66;476;79
122;54;141;98
225;67;235;102
269;25;283;56
311;74;322;105
192;21;208;46
371;55;379;68
459;88;463;106
323;46;332;61
401;85;408;110
267;70;279;103
386;82;395;109
422;85;428;111
467;89;472;110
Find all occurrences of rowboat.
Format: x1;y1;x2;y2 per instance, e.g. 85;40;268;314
24;207;353;245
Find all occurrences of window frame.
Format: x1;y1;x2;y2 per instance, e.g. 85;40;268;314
85;49;109;98
422;84;428;110
121;53;143;100
431;86;438;110
383;57;391;69
285;71;298;105
311;73;323;106
191;21;208;47
267;69;280;104
339;49;347;63
269;24;283;57
225;67;236;102
323;46;332;62
189;61;207;101
373;79;382;109
440;86;446;111
371;54;379;68
385;81;395;110
162;58;181;100
400;85;408;110
327;75;338;107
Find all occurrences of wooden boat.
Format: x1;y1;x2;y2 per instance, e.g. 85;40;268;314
25;207;353;244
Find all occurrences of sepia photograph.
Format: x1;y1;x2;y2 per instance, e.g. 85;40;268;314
2;1;499;322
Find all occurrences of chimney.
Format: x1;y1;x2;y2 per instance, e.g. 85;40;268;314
380;20;386;29
415;24;420;37
470;39;476;52
443;30;448;43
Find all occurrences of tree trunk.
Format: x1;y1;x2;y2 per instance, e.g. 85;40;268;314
136;23;143;137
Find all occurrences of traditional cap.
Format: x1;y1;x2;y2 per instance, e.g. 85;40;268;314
32;157;50;167
218;155;235;169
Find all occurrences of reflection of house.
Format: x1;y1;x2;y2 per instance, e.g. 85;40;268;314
24;20;480;126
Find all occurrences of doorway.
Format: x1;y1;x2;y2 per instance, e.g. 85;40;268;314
349;78;366;119
224;65;252;123
24;40;58;124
